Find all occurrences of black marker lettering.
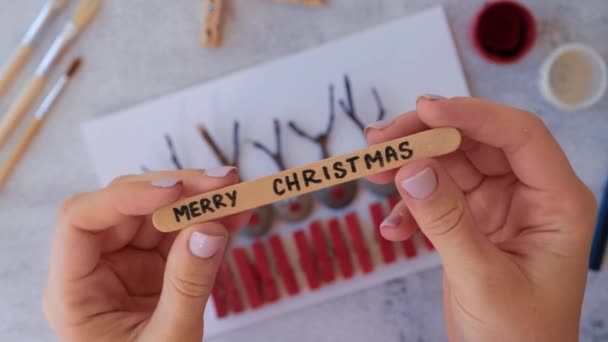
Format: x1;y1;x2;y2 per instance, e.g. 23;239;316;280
212;194;227;209
385;146;399;163
285;172;301;192
346;156;360;173
189;201;202;218
273;178;285;196
333;161;347;179
322;166;331;180
399;141;414;159
200;198;215;213
303;169;322;187
364;150;384;169
173;205;191;223
226;190;237;207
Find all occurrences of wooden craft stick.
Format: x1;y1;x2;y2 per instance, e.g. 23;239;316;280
273;0;326;6
201;0;224;48
153;127;461;232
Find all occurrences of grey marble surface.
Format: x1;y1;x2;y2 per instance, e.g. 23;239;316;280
0;0;607;341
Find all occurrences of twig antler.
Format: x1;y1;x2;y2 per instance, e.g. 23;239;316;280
250;119;287;170
339;74;386;132
164;134;183;170
197;121;240;167
288;84;335;159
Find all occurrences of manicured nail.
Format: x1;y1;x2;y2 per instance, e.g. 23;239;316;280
380;211;402;229
151;178;180;188
189;232;225;258
401;167;437;199
417;94;445;103
364;118;394;134
205;166;236;178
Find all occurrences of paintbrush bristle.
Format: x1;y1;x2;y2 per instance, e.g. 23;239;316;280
72;0;100;30
51;0;69;10
66;58;82;78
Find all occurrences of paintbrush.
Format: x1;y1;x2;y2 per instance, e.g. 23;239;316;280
0;0;69;100
0;0;99;151
0;58;82;191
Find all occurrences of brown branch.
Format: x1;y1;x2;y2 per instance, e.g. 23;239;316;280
288;84;335;159
164;134;183;170
197;121;240;167
250;119;287;170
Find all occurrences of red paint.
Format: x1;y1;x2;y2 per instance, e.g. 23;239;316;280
252;241;279;302
249;211;260;226
471;1;536;64
388;194;400;209
370;202;397;263
289;202;301;213
211;271;228;318
331;186;345;200
268;235;300;295
294;230;321;290
401;239;418;258
218;261;244;313
421;233;434;250
309;221;335;283
345;212;373;273
232;248;263;309
327;217;354;278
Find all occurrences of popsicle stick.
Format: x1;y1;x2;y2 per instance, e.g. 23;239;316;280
0;75;46;150
0;118;44;189
0;45;33;100
153;127;461;232
201;0;224;48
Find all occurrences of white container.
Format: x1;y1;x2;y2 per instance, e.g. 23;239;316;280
539;43;607;111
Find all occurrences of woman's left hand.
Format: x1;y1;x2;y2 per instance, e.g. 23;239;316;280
44;168;250;342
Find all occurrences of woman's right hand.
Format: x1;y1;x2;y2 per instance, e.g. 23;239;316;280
365;96;597;341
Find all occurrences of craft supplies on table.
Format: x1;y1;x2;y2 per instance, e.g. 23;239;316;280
0;59;82;190
0;0;68;101
0;0;100;151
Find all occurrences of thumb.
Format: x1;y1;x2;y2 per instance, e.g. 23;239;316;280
144;222;227;342
395;159;498;275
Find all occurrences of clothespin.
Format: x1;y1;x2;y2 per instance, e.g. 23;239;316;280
201;0;224;48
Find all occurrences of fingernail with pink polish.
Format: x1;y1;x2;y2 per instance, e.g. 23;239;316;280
151;178;180;188
417;94;445;103
205;166;236;178
401;167;437;199
365;118;394;133
380;211;402;229
189;232;225;258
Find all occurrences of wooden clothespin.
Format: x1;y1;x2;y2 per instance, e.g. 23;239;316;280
201;0;224;48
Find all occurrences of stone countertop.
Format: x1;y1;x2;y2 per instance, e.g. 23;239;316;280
0;0;607;341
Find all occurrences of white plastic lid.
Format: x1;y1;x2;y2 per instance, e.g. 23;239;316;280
539;43;607;111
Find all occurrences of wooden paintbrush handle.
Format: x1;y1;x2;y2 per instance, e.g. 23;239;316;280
0;75;45;150
153;127;462;232
0;118;44;190
0;45;33;100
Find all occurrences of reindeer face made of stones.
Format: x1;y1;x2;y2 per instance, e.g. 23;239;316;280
198;122;275;238
288;84;359;209
251;119;315;222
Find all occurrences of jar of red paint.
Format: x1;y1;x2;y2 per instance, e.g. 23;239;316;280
471;1;536;64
